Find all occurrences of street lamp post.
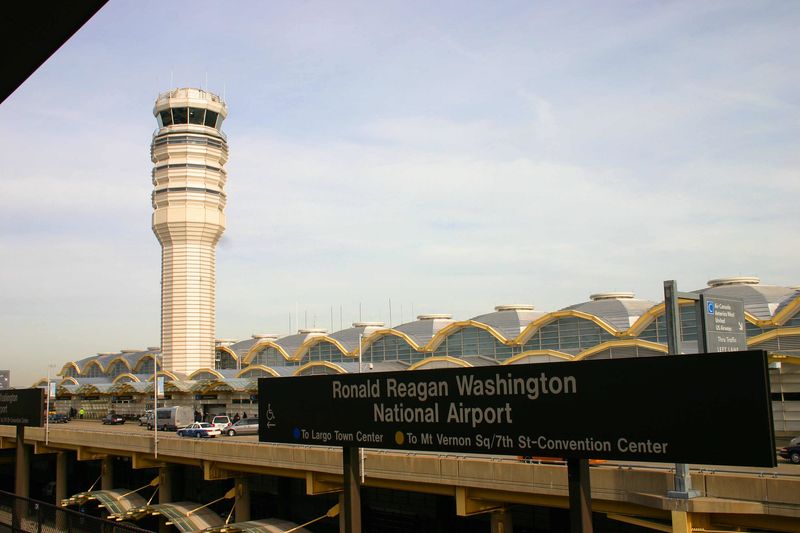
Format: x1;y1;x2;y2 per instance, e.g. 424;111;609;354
153;354;160;458
45;366;50;445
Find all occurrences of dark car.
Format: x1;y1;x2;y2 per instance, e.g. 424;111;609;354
48;413;70;424
778;445;800;464
101;414;125;425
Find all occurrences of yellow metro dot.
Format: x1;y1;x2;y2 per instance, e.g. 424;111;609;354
395;431;405;445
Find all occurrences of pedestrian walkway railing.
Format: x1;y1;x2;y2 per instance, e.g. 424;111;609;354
0;491;151;533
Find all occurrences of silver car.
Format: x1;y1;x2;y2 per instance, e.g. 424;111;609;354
224;418;259;436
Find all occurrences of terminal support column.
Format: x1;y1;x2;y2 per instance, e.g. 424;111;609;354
159;466;174;533
342;446;362;533
56;452;69;504
13;425;30;532
235;477;250;523
15;425;30;497
56;452;70;531
490;509;512;533
671;511;710;533
567;458;593;533
101;456;114;490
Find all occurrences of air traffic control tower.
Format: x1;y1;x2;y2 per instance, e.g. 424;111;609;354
151;88;228;375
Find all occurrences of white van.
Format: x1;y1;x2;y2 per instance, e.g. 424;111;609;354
149;406;193;431
210;415;231;431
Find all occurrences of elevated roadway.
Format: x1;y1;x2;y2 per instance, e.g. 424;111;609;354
2;422;799;532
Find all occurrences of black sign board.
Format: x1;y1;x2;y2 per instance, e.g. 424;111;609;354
0;388;44;427
259;351;775;467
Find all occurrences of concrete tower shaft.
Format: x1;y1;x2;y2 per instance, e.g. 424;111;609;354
151;88;228;375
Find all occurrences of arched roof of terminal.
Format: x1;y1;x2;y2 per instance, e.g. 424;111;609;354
697;277;800;323
561;293;656;331
47;277;800;388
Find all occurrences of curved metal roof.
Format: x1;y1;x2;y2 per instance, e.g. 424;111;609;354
226;337;259;358
327;323;386;352
269;330;328;359
470;305;545;339
696;278;799;320
562;294;656;331
394;315;454;345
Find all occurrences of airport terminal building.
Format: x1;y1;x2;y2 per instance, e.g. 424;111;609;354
41;276;800;438
28;88;800;438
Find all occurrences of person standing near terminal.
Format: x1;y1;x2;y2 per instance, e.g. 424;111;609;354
79;407;85;419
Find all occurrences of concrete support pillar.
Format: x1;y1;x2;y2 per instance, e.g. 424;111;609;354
56;452;69;531
277;477;291;517
342;446;362;533
14;425;30;497
235;477;250;523
56;452;69;504
159;466;174;533
671;511;710;533
490;509;512;533
101;456;114;490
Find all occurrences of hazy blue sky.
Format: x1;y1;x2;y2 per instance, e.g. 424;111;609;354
1;1;799;386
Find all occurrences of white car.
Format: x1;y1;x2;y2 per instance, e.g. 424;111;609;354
210;415;231;431
176;422;221;438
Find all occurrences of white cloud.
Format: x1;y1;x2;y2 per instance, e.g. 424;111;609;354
2;0;800;385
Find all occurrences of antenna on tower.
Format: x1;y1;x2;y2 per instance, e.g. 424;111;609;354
388;298;392;327
170;70;174;89
204;72;208;92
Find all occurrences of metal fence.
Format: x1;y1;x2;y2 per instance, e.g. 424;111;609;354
0;491;151;533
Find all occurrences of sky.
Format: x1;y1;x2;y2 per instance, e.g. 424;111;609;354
1;1;799;386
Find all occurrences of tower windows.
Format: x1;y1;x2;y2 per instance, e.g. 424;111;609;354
204;110;219;127
159;110;173;127
188;107;204;125
157;107;222;130
171;107;187;124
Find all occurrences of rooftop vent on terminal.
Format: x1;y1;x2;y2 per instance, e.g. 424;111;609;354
707;276;760;287
589;292;635;301
353;322;385;327
298;328;328;334
417;314;453;320
251;334;280;340
494;304;535;311
120;349;143;354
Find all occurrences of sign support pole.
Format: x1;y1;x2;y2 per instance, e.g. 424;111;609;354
567;458;593;533
663;280;700;499
342;446;362;533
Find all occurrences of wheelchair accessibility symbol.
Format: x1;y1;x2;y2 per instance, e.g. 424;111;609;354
265;403;276;429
